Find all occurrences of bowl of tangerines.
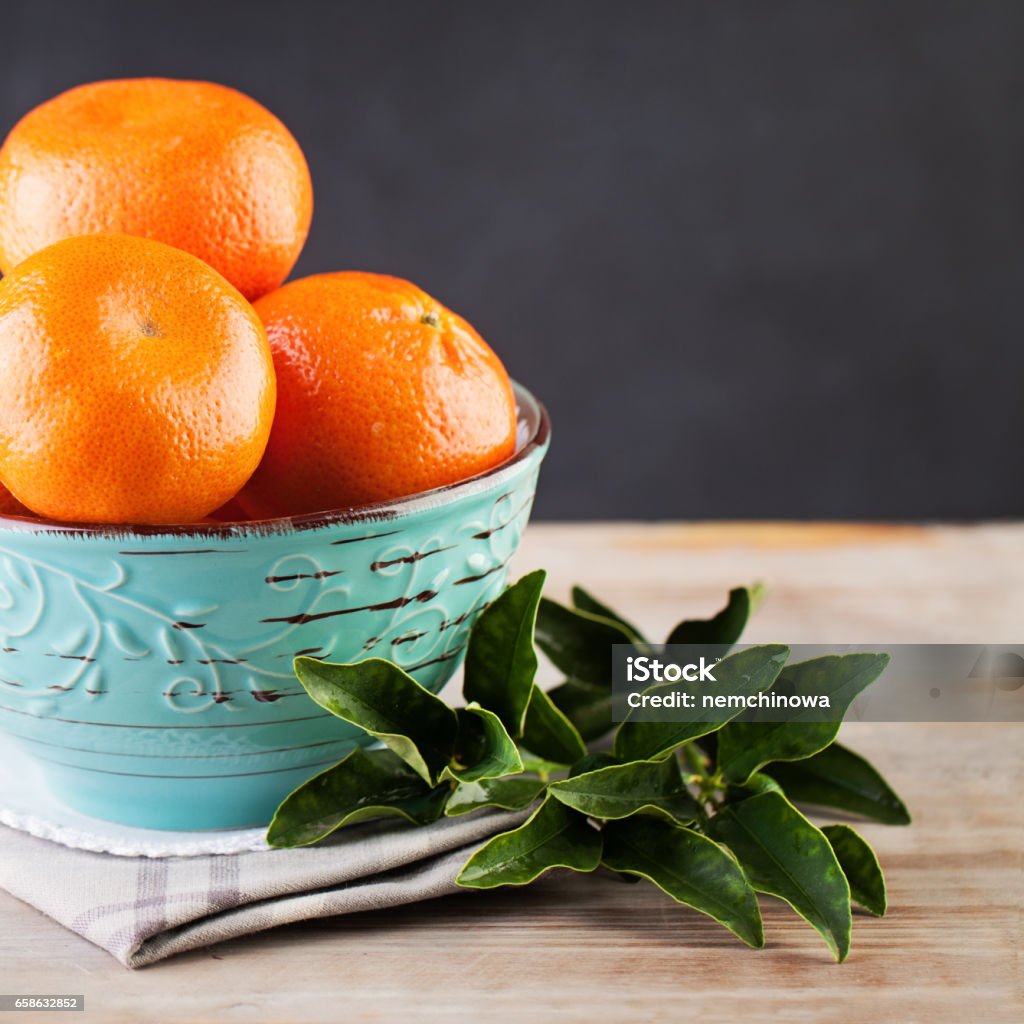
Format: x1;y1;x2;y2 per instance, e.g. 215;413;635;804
0;79;548;831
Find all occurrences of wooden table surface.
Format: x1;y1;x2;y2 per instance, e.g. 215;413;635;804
1;522;1021;1023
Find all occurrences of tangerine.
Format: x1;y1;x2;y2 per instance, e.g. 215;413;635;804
0;484;28;517
0;78;312;301
0;234;276;524
236;272;517;517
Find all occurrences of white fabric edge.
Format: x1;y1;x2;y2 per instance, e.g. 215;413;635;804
0;805;269;858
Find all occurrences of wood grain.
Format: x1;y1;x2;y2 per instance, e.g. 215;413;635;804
0;522;1021;1023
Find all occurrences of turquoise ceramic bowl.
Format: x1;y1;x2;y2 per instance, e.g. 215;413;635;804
0;382;548;831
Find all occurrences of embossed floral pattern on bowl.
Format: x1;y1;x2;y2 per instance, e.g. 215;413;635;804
0;382;549;830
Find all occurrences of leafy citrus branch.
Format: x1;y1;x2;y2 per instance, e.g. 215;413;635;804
266;571;909;961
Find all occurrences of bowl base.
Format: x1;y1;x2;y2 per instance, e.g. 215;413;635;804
35;757;337;832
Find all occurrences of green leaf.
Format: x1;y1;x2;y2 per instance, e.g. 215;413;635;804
547;678;614;742
445;703;523;783
709;791;852;961
445;776;547;817
549;759;700;824
521;685;588;764
267;747;447;848
822;824;887;917
571;585;648;645
611;870;643;884
614;644;790;762
716;654;890;784
568;751;621;777
762;743;911;825
457;796;602;889
725;771;784;803
666;586;756;650
518;752;570;777
601;817;764;949
463;570;546;734
294;657;458;785
535;597;635;686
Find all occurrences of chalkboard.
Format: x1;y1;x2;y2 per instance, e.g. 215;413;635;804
2;0;1022;519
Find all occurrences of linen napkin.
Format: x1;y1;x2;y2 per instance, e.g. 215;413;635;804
0;809;526;968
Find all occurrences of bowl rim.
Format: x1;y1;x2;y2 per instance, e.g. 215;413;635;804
0;380;550;539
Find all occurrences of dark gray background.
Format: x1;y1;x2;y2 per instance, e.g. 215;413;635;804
1;1;1022;520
